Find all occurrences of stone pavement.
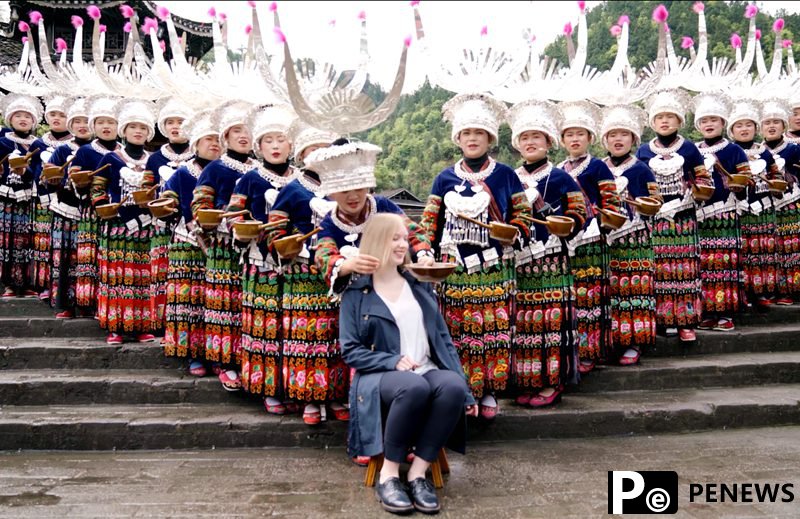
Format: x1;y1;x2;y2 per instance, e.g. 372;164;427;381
0;426;798;518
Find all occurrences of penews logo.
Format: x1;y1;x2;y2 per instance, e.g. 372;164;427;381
608;471;679;514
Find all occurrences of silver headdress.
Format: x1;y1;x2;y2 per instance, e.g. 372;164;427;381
289;120;340;161
558;100;601;140
182;109;217;151
599;104;648;146
692;91;733;130
442;93;508;145
727;98;762;137
644;89;692;128
761;97;790;127
156;97;193;138
248;104;297;157
115;98;157;141
303;141;382;196
0;93;43;123
89;95;121;127
507;99;561;150
43;94;69;117
211;100;253;144
66;97;91;132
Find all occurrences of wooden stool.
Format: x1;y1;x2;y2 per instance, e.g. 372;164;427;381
364;449;450;488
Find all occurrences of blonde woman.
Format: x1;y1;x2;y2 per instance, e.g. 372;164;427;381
339;213;476;515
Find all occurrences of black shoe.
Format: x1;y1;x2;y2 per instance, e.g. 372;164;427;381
375;477;414;514
408;477;441;514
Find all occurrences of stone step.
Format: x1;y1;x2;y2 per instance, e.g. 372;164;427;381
647;323;800;356
574;351;800;392
0;317;105;338
0;339;172;370
0;369;239;406
1;384;798;450
0;297;56;317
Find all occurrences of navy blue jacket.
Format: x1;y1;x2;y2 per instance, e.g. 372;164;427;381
339;271;475;458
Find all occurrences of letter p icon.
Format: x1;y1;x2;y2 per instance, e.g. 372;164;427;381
610;471;645;514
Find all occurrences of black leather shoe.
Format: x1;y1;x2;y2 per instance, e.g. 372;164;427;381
408;477;441;514
375;477;414;514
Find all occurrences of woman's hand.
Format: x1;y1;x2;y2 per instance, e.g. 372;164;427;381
465;404;479;417
340;254;380;276
395;355;419;372
416;255;435;267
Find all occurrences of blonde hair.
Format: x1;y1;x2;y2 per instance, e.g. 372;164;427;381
359;213;410;269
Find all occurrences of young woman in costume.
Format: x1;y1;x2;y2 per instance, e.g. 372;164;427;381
507;99;586;407
557;100;623;374
419;93;531;419
635;89;713;343
90;99;157;345
693;92;750;332
600;104;660;365
191;101;257;390
0;94;43;298
161;110;221;376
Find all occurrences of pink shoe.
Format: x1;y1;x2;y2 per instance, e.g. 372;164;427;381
516;393;533;406
106;333;123;345
55;310;74;320
136;333;157;343
219;370;242;391
679;329;697;342
38;290;50;301
713;318;735;332
2;288;16;298
529;389;563;408
188;360;207;377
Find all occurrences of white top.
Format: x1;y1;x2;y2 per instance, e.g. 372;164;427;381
377;281;438;376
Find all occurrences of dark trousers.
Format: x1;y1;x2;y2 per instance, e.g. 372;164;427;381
379;369;467;464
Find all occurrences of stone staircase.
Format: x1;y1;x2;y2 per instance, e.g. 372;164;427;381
1;297;799;450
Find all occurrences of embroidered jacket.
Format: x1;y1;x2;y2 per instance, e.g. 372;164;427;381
419;160;531;266
190;155;255;219
602;157;660;220
91;151;155;223
636;136;713;202
146;144;194;188
695;140;751;205
736;142;781;203
163;161;204;222
516;163;587;242
0;132;37;200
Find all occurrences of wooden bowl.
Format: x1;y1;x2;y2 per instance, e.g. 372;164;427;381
767;178;788;193
8;156;30;169
41;165;64;182
69;170;93;188
489;222;519;244
728;173;751;188
545;215;575;237
95;203;121;220
692;184;714;202
131;189;156;207
598;208;627;230
273;234;304;258
233;220;264;241
147;198;178;219
406;262;458;283
196;209;224;230
633;196;662;216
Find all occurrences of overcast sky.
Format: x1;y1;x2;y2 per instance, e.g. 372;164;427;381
160;1;800;94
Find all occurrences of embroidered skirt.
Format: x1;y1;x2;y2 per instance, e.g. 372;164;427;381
740;206;779;300
282;262;348;404
440;260;513;399
698;209;741;315
240;262;283;397
513;248;573;391
163;239;206;360
50;213;79;311
0;197;33;290
203;234;242;365
31;200;53;293
775;202;800;299
608;225;657;354
96;220;153;334
652;208;702;328
149;221;173;331
75;207;99;310
571;238;610;362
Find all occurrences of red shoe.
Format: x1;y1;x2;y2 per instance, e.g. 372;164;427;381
352;455;371;467
38;290;50;301
303;404;321;425
619;348;641;366
2;288;16;298
218;370;242;391
330;403;350;421
516;393;533;406
23;289;38;298
188;360;207;377
106;333;123;345
776;297;794;306
55;310;74;319
578;360;596;374
136;333;157;343
678;329;697;342
263;397;286;415
713;318;735;331
479;396;498;420
529;388;562;408
757;296;774;308
697;318;717;330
